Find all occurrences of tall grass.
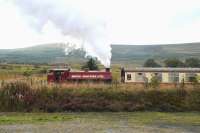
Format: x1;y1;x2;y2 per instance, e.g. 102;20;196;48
0;81;200;112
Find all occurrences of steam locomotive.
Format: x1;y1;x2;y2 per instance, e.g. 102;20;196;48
47;67;112;83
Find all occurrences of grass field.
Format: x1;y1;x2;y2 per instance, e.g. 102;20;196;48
0;112;199;132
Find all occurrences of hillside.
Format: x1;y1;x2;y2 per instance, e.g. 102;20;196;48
0;44;86;64
0;43;200;66
111;43;200;65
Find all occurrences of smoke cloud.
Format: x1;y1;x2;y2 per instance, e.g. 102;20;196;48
11;0;111;67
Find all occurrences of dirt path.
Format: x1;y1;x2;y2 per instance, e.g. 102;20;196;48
0;117;199;133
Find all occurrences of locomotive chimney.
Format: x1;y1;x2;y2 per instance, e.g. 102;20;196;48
105;68;110;72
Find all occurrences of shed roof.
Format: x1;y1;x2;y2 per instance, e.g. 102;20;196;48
124;67;200;73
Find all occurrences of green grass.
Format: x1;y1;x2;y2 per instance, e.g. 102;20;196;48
127;112;200;126
0;64;49;80
0;113;75;124
0;112;199;126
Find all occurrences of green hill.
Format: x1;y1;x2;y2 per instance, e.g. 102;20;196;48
0;42;200;66
111;43;200;66
0;43;86;64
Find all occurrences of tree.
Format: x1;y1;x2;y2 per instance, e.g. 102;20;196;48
143;59;161;67
82;58;99;70
164;58;185;67
185;58;200;68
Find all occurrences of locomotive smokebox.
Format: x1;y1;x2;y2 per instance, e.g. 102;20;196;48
105;68;110;72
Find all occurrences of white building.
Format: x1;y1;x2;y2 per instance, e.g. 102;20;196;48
121;68;200;83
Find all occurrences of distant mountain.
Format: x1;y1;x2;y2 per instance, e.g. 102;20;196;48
0;43;86;64
111;43;200;66
0;43;200;66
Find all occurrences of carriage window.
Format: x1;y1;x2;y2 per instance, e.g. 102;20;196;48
127;74;132;80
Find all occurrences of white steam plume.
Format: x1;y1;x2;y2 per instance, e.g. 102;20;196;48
11;0;111;67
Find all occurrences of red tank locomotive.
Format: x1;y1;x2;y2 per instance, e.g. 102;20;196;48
47;68;112;83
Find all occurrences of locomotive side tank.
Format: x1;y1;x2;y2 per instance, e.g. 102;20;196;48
47;68;112;83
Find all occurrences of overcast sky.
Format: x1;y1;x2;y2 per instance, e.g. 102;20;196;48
0;0;200;49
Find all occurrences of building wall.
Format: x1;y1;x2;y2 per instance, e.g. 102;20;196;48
179;73;186;82
162;73;169;83
135;72;145;82
124;71;200;83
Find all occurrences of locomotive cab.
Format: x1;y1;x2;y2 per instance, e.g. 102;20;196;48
54;71;62;82
47;68;70;83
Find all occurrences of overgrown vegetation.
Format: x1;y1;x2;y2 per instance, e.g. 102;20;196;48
0;81;200;112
